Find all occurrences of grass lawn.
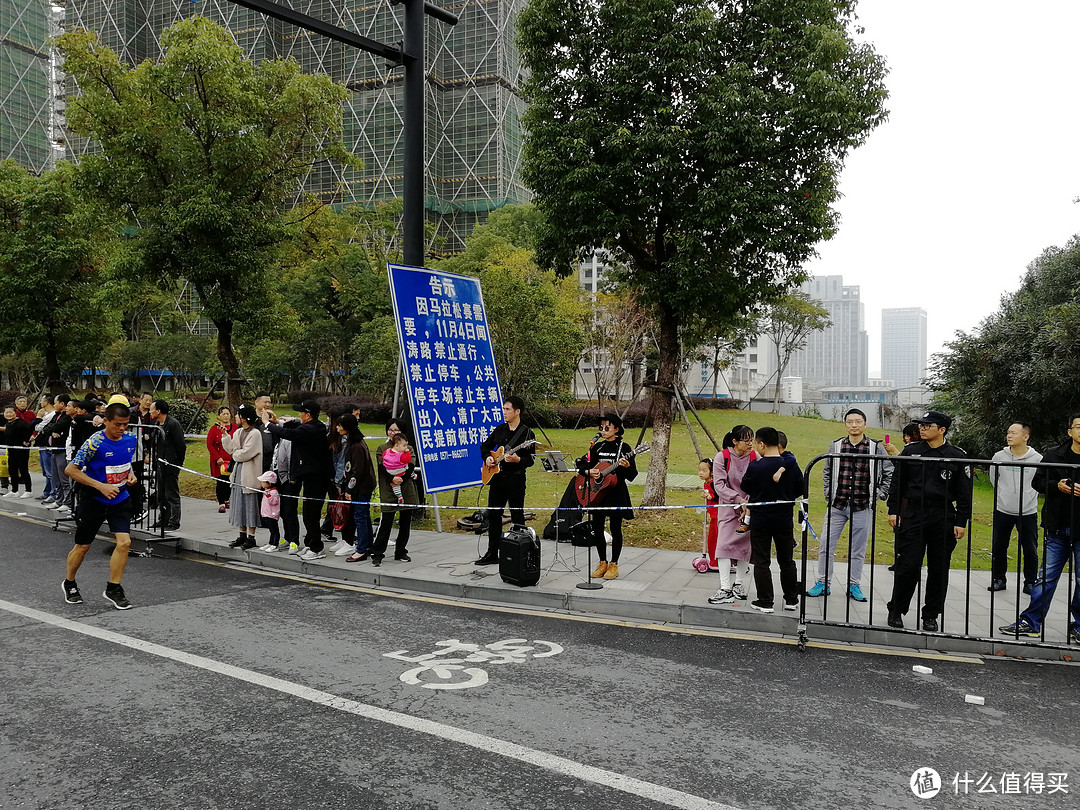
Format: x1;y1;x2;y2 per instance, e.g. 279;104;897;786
157;407;1016;572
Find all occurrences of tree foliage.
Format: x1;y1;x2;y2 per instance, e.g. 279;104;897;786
929;237;1080;458
762;293;830;411
519;0;888;503
58;17;356;404
438;206;587;416
251;199;403;396
0;161;120;393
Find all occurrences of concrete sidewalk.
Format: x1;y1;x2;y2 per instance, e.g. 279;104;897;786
4;470;1077;661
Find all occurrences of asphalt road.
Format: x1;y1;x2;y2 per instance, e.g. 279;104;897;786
1;514;1077;810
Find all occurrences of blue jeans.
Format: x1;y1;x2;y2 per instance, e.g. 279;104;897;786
1020;529;1080;631
352;491;374;554
39;449;55;499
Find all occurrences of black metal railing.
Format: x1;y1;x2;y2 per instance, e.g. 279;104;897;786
798;452;1077;652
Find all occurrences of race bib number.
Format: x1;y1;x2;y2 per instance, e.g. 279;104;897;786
105;463;132;485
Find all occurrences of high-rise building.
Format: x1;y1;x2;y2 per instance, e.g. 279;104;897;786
881;307;927;389
1;0;64;173
787;275;868;388
63;0;530;252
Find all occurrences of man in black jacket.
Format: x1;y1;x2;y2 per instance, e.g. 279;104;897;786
1001;413;1080;643
149;399;186;531
886;410;972;632
267;400;331;561
475;396;536;565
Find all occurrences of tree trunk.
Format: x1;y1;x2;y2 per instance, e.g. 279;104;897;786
641;307;679;507
43;332;65;395
215;318;243;407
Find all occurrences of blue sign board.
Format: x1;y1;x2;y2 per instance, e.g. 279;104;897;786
387;263;504;493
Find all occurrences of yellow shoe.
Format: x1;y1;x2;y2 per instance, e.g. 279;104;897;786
591;560;608;578
603;562;619;580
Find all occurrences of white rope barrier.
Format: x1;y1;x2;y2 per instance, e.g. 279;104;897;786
156;459;806;513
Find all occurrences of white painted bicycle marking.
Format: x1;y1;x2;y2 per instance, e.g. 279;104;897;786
384;638;565;690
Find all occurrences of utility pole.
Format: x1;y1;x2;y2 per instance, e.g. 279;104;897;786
225;0;458;266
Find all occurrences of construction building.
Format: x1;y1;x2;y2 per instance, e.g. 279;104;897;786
57;0;530;252
1;0;64;173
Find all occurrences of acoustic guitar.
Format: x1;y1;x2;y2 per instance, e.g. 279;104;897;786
481;438;541;485
573;442;651;507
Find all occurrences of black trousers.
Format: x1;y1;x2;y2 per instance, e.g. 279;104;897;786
750;521;798;607
279;480;301;545
486;474;526;556
127;459;146;518
7;450;31;492
159;464;181;529
372;509;412;560
990;510;1039;584
299;477;329;553
889;504;958;620
591;512;624;563
214;473;230;505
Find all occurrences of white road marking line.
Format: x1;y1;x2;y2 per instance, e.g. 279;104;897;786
0;598;739;810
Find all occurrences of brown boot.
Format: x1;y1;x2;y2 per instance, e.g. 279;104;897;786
591;560;608;578
603;562;619;580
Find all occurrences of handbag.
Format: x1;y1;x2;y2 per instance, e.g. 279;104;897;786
0;448;7;478
328;498;350;530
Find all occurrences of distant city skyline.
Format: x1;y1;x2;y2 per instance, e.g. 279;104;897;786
880;307;928;388
803;1;1080;376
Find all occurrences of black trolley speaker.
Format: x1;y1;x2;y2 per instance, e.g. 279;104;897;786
499;525;541;587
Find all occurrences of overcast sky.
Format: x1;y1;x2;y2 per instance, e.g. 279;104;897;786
803;0;1080;377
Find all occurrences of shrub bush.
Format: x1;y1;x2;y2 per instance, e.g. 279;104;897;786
167;397;209;434
283;392;392;424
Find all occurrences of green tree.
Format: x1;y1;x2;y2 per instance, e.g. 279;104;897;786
0;161;119;393
438;206;587;414
930;237;1080;458
519;0;888;503
762;293;830;412
58;17;356;405
262;200;403;395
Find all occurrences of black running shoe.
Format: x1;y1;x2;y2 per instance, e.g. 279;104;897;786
62;580;83;604
103;584;132;610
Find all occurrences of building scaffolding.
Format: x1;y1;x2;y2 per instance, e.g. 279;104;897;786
63;0;531;252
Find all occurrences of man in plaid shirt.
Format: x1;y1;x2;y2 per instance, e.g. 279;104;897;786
807;408;893;602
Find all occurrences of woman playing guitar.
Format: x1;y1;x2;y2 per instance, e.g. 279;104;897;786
575;413;637;580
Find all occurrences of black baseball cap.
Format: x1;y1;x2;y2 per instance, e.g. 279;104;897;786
297;400;321;417
913;410;951;430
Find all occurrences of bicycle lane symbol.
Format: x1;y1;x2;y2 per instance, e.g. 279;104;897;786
383;638;565;690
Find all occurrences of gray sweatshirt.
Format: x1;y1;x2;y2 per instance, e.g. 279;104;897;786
989;446;1042;516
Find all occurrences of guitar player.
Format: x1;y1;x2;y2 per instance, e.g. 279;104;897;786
576;414;637;581
475;396;536;566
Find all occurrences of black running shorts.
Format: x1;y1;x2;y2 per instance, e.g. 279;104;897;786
74;496;133;545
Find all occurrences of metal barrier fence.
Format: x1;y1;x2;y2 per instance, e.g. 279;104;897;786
45;422;173;554
797;452;1078;653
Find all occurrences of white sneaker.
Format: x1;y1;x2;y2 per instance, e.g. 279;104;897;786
329;539;346;554
19;492;33;499
708;589;735;605
2;491;17;498
288;543;302;555
299;549;325;561
47;502;62;510
334;544;355;557
259;543;278;553
41;497;54;504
